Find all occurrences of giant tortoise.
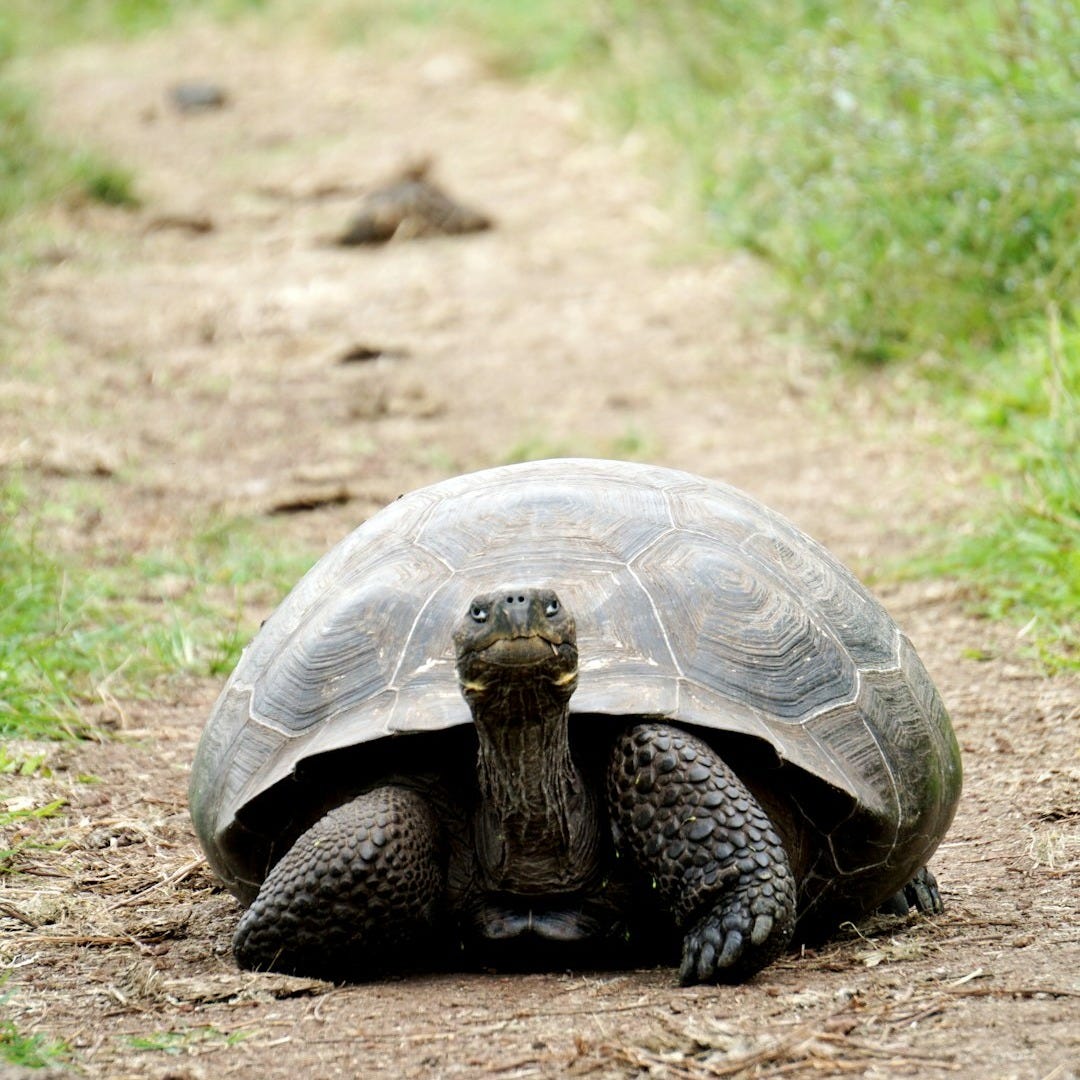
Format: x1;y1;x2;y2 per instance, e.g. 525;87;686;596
190;458;961;984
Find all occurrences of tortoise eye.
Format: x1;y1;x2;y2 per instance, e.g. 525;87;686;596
544;598;559;617
470;604;488;623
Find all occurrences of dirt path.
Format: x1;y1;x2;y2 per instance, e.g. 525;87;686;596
2;17;1077;1080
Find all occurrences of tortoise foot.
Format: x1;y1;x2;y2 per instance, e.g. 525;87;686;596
678;881;791;985
233;785;444;979
609;723;797;985
879;865;944;917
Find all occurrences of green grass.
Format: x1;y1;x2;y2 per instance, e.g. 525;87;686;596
125;1025;250;1053
1;483;315;741
909;315;1079;669
499;425;658;466
0;800;68;875
0;18;142;225
0;74;138;225
719;3;1080;365
0;1020;71;1069
133;516;317;678
0;0;267;52
0;984;72;1068
1;487;115;740
0;748;53;777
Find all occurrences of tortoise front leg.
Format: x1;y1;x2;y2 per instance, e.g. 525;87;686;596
233;785;444;980
608;723;797;984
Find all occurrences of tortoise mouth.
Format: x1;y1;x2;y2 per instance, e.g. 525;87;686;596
471;634;572;669
456;634;579;695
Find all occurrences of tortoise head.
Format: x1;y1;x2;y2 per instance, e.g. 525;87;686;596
453;587;578;700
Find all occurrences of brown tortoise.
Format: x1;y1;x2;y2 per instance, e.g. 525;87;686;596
337;161;492;246
189;459;961;984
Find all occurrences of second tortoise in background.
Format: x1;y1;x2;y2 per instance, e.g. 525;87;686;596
337;160;492;245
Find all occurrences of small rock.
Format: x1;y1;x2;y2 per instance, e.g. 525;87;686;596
84;824;146;849
268;483;351;515
169;80;228;112
338;343;410;364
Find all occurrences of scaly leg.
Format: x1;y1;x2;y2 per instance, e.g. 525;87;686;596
608;723;797;985
233;785;444;979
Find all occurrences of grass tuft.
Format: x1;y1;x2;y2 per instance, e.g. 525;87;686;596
0;984;70;1067
0;1020;71;1069
0;749;52;777
0;800;68;875
1;487;111;740
133;516;317;677
906;312;1078;669
0;76;141;226
73;155;141;208
126;1025;251;1053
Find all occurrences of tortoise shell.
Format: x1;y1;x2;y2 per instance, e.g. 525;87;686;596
190;459;961;917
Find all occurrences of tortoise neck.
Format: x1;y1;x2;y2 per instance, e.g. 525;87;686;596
469;679;598;893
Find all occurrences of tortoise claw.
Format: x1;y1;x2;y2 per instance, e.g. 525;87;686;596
904;866;944;915
878;866;944;918
679;921;722;985
679;899;786;985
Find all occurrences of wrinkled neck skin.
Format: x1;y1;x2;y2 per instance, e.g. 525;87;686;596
469;677;599;895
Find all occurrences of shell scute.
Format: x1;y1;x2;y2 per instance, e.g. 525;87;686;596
413;466;673;569
738;529;898;670
632;531;857;721
251;550;454;737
